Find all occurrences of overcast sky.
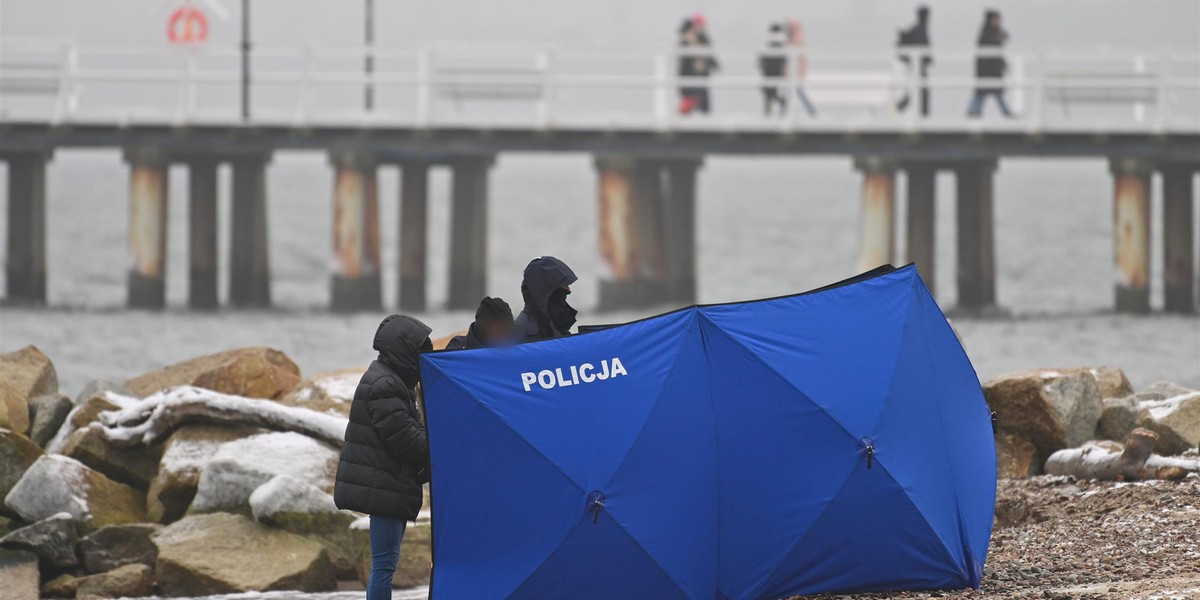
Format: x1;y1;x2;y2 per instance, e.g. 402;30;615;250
3;0;1198;53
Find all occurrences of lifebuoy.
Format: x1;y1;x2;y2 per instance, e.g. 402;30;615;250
168;6;209;44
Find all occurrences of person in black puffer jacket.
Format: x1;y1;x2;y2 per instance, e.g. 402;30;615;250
334;314;432;600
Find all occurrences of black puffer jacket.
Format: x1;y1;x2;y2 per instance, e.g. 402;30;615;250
513;256;579;343
334;314;432;521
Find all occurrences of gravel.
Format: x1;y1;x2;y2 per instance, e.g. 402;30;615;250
796;475;1200;600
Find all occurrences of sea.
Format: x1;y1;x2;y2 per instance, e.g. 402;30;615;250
1;152;1198;393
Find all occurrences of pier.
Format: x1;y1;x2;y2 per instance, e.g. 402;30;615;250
2;42;1198;313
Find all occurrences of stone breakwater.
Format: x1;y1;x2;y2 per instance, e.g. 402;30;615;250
1;345;1197;598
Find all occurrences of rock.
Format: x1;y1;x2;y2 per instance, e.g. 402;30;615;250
146;424;261;523
996;432;1039;479
4;455;146;532
79;523;161;574
1137;381;1195;401
984;369;1104;462
191;431;338;515
0;548;40;600
250;475;358;578
0;513;80;570
69;395;123;430
43;573;81;598
0;380;31;436
356;521;432;589
0;430;42;516
124;347;300;400
62;427;163;490
76;563;154;599
74;381;134;408
27;394;72;448
0;346;59;437
279;368;363;417
1136;390;1200;455
1099;395;1141;441
153;512;337;595
1087;367;1134;399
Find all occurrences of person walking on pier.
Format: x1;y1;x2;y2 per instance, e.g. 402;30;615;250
787;19;819;118
895;6;932;116
334;314;433;600
677;13;719;115
967;9;1015;118
446;296;515;349
759;23;789;117
515;256;579;342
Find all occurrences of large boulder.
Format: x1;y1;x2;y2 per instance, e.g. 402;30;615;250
984;369;1104;462
995;432;1039;479
0;346;58;436
0;429;42;515
79;523;161;574
153;512;337;595
147;424;261;523
279;368;363;417
27;394;72;448
356;520;432;589
0;513;80;570
4;455;145;532
43;573;81;598
0;549;39;600
1098;395;1141;441
1087;367;1135;399
190;431;338;515
250;475;359;578
74;381;134;408
1137;389;1200;455
62;427;163;490
124;347;300;400
45;392;130;455
76;563;154;599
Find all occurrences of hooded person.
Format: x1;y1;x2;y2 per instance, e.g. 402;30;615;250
334;314;433;600
514;256;579;343
967;9;1014;117
446;296;515;350
759;22;789;117
896;5;932;116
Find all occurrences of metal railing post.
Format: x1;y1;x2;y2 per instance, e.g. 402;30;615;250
295;43;314;126
1154;51;1170;132
416;46;431;127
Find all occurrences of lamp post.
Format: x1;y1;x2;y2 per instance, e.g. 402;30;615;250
240;0;250;120
365;0;375;111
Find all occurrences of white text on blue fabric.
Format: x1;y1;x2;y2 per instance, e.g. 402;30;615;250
520;358;628;392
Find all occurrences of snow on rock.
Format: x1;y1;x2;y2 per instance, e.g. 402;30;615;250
45;389;138;454
190;432;338;514
1137;390;1200;455
147;424;261;523
4;455;145;532
249;475;337;522
279;368;363;418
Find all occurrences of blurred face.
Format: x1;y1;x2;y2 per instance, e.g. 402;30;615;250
990;15;1001;27
480;319;514;343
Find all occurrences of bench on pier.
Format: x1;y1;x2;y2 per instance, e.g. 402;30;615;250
1042;72;1158;118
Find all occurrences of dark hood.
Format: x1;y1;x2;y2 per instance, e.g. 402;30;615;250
373;314;433;387
520;256;578;318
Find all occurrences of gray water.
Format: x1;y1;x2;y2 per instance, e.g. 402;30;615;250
1;152;1197;394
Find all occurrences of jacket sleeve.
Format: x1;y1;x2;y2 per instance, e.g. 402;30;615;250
365;377;430;466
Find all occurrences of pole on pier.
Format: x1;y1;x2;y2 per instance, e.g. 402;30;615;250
596;156;669;310
229;154;271;307
187;159;220;310
399;161;430;312
240;0;251;121
1161;163;1196;314
125;148;170;310
1110;158;1151;314
662;159;701;305
855;157;897;273
329;150;383;312
447;157;492;310
955;160;998;310
3;152;50;304
905;164;937;297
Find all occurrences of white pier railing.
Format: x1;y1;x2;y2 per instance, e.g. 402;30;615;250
1;40;1198;133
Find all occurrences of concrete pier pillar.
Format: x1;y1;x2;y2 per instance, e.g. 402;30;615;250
1110;158;1152;314
187;159;220;310
329;150;382;312
447;157;492;310
3;152;50;304
399;161;430;312
955;160;998;310
596;156;668;310
229;155;272;307
125;148;170;309
855;158;897;273
905;165;937;297
662;159;701;305
1161;163;1195;313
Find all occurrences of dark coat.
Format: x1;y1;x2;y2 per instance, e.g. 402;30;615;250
514;256;578;343
334;315;432;521
897;17;932;74
974;22;1008;91
759;43;787;79
445;323;483;350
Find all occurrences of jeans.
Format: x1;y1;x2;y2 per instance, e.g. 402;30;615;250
367;515;408;600
967;90;1013;117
